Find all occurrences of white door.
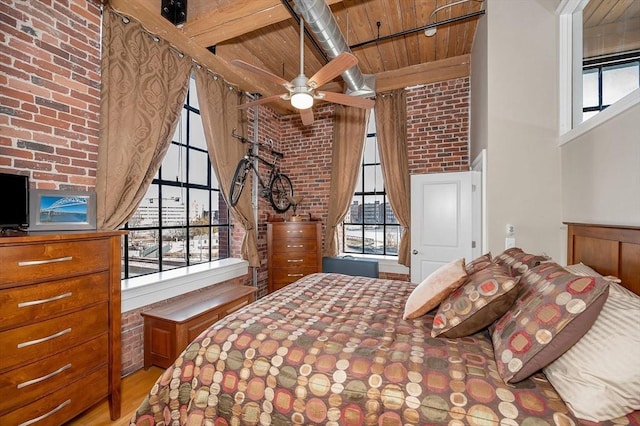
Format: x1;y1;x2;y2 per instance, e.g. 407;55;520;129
411;171;481;282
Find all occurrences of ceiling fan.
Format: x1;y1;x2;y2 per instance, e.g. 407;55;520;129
231;17;375;125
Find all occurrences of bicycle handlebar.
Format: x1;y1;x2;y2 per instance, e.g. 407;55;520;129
231;128;284;159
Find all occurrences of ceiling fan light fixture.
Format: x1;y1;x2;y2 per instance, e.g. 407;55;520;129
291;92;314;110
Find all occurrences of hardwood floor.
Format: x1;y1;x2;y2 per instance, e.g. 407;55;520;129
66;367;163;425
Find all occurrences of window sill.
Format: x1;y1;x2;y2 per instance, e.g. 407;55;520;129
121;258;249;313
559;88;640;146
339;253;410;275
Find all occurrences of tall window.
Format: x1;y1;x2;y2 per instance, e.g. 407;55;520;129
122;76;230;279
342;114;400;256
583;52;640;121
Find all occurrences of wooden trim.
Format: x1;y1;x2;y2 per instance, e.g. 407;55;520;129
375;55;470;93
566;223;640;295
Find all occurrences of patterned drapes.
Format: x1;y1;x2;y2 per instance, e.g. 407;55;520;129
96;6;261;267
323;105;370;257
376;89;411;266
96;8;191;230
194;68;259;267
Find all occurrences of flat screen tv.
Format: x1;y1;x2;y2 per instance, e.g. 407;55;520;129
1;172;29;230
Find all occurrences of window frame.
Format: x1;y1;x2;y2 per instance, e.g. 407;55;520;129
582;52;640;119
342;126;400;257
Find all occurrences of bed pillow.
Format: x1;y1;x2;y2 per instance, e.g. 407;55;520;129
543;280;640;421
565;262;622;283
491;262;609;383
464;252;492;275
494;247;547;276
403;258;467;319
432;263;520;338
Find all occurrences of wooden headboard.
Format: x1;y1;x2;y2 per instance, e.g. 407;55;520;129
566;223;640;295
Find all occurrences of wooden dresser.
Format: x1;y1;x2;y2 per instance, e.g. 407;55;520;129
0;231;124;424
267;221;322;293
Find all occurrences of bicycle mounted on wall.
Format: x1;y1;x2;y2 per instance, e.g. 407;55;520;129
229;129;294;213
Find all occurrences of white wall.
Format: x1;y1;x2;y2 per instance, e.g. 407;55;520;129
471;0;564;260
470;8;488;161
562;102;640;226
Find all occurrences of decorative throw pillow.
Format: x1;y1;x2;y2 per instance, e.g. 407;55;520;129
543;280;640;421
432;263;520;338
403;258;467;319
494;247;547;276
491;262;609;383
464;253;492;275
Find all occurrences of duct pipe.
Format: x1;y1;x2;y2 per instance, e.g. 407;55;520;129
294;0;375;97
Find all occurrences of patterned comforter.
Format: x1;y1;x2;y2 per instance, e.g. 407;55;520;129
130;273;636;425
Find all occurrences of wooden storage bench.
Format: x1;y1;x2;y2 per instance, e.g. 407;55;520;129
141;283;256;369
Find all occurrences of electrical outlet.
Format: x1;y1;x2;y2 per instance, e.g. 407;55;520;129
505;237;516;249
506;224;515;235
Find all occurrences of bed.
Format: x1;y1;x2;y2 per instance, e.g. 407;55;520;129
130;223;640;425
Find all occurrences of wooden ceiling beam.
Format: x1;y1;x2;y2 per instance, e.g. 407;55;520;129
184;0;344;47
374;54;470;93
107;0;284;102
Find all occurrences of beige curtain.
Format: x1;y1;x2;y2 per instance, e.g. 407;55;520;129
375;89;411;266
96;8;191;230
194;67;259;267
324;105;371;256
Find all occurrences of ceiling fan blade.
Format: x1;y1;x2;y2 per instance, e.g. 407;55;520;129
318;91;375;109
300;108;314;126
237;94;288;109
307;52;358;89
231;59;293;90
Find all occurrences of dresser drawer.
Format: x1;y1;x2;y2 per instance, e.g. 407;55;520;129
0;238;110;286
271;267;318;285
270;223;318;241
272;252;318;266
0;303;108;372
270;238;319;254
0;366;108;426
0;272;109;331
0;334;108;414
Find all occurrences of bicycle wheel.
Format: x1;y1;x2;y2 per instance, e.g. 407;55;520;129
229;158;251;207
269;173;293;213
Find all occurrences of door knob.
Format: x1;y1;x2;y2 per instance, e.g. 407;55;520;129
412;249;418;255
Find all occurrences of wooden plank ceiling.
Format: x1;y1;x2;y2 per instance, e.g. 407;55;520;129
582;0;640;58
107;0;485;112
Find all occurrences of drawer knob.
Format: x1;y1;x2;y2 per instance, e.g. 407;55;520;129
287;273;304;277
17;363;72;389
18;256;73;267
287;244;304;248
18;328;72;349
19;399;71;426
18;292;72;308
287;259;303;263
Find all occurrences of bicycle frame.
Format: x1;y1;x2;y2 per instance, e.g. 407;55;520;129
243;148;280;194
232;128;285;196
230;130;294;212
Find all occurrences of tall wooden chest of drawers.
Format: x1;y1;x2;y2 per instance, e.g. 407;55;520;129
267;221;322;293
0;231;124;424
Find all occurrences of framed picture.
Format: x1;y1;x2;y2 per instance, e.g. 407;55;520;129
29;189;97;231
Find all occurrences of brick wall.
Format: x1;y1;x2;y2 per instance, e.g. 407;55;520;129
0;0;102;190
407;79;470;174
